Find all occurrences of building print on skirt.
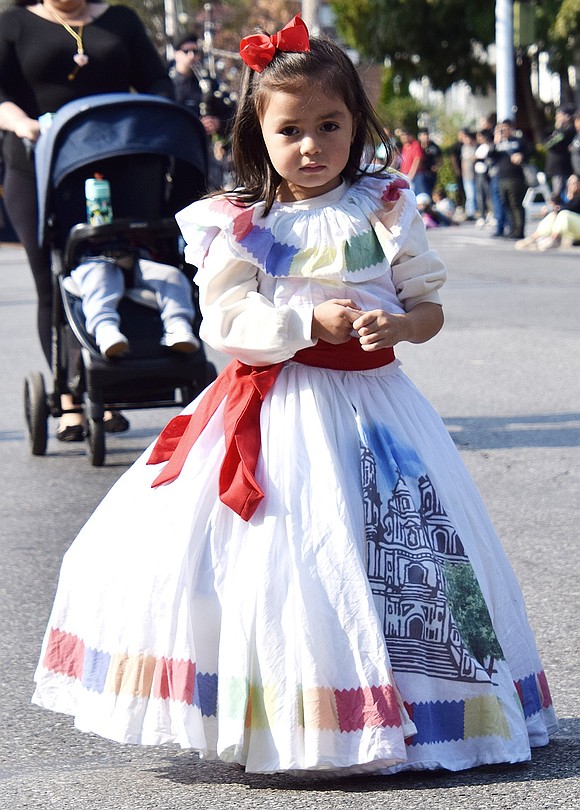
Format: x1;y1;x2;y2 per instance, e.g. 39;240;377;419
362;443;502;683
359;426;553;747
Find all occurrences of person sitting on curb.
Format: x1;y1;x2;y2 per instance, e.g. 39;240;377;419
416;192;455;228
515;174;580;251
432;187;456;220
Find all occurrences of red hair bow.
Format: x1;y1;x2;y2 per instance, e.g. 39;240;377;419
239;15;310;73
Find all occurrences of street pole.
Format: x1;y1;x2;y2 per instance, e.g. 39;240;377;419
203;3;217;80
301;0;320;34
495;0;516;122
164;0;178;61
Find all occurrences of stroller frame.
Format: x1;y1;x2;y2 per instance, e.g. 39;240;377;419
24;93;216;465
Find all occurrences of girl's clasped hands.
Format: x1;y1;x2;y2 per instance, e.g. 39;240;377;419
312;299;415;351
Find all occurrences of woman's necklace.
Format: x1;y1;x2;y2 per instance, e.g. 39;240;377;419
46;6;91;81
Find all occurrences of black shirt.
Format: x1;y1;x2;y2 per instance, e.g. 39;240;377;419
488;136;530;181
0;5;172;170
419;141;441;176
544;124;575;176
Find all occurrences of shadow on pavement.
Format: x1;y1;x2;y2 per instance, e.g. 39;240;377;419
445;412;580;450
149;720;579;792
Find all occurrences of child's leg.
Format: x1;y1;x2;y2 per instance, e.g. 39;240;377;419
135;259;199;352
535;211;557;238
70;258;129;357
552;210;580;242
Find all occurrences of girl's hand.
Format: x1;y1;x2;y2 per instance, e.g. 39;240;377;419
352;309;408;350
353;302;444;350
312;299;362;344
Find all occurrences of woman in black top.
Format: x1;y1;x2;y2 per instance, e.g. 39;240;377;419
0;0;173;439
544;105;575;199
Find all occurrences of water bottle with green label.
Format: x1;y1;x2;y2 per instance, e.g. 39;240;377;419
85;174;113;225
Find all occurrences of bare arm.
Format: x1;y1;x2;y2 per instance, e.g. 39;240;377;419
0;101;40;141
352;302;444;351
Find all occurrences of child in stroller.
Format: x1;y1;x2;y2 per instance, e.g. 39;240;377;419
70;246;200;359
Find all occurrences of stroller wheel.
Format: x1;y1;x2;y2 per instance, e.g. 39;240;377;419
85;417;106;467
24;372;49;456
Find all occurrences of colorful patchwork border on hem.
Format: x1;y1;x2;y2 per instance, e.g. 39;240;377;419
42;628;403;733
42;627;553;742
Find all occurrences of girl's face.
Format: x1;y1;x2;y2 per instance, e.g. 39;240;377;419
259;86;355;202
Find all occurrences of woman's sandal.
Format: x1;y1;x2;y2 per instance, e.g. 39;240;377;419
56;423;85;443
57;395;85;442
56;414;129;440
103;411;130;433
57;390;129;439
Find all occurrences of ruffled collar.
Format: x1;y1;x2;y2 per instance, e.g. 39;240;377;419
177;172;417;283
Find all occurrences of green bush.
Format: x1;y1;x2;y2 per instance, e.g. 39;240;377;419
375;66;422;133
376;96;423;133
434;154;460;203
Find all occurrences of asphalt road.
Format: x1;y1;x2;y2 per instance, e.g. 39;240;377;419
0;224;579;809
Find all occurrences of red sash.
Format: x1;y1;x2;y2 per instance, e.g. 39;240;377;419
294;337;395;370
147;338;395;521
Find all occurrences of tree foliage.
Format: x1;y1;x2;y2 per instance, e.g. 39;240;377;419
330;0;496;93
535;0;579;52
329;0;578;100
444;562;504;672
546;0;580;91
108;0;297;53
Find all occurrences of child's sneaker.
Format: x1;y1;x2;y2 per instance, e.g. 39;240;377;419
95;323;130;358
161;321;200;353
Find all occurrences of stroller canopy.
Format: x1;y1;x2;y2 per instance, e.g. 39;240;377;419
35;93;208;244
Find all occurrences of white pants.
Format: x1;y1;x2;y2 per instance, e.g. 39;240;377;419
70;257;195;337
535;209;580;241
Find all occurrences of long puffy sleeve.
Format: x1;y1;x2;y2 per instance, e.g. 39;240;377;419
389;209;447;311
194;232;316;366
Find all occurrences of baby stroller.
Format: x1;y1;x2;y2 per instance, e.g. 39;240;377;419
23;93;216;466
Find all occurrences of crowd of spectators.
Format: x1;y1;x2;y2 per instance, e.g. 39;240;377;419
390;104;579;251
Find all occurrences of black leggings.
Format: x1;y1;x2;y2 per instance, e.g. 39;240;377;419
3;166;52;364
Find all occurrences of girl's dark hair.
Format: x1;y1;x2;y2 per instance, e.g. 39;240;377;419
229;36;393;213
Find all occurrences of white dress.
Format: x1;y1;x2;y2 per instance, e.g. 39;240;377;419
32;174;557;775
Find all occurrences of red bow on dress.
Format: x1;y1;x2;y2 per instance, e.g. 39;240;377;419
239;15;310;73
146;340;395;522
148;361;283;522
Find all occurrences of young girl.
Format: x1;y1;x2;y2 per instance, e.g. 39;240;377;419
32;17;557;775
